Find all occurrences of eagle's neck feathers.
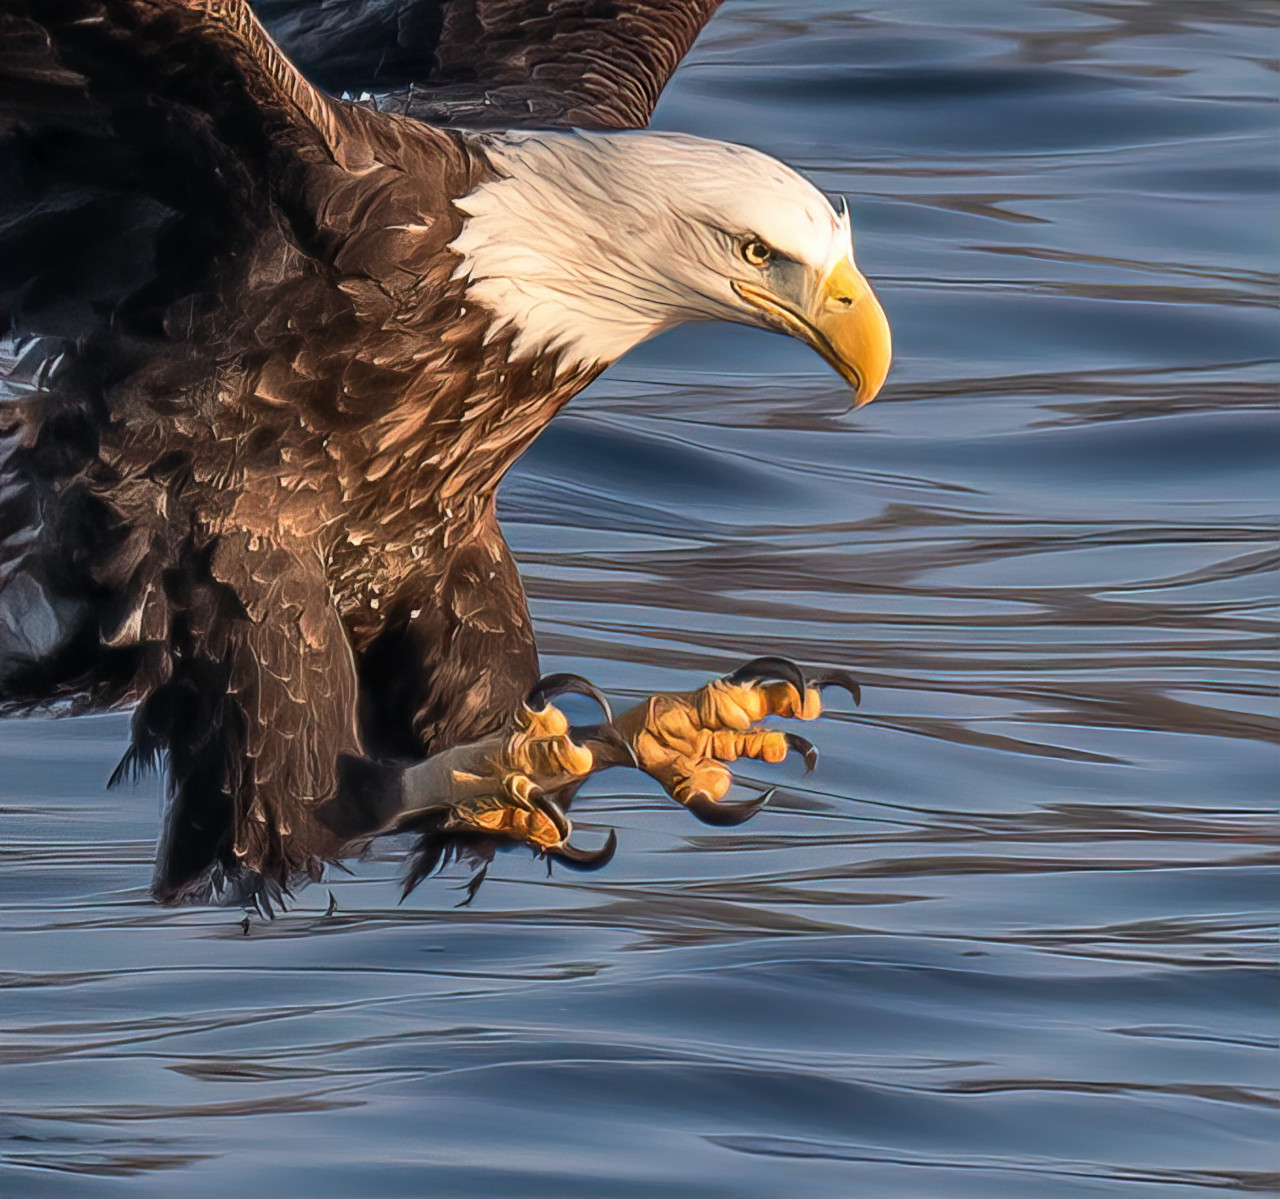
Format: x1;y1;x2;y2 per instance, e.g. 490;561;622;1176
447;131;742;373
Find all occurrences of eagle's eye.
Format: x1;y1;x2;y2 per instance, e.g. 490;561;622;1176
740;238;772;267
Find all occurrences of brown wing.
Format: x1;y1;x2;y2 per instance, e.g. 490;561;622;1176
260;0;723;130
0;0;348;337
136;527;362;905
0;1;360;715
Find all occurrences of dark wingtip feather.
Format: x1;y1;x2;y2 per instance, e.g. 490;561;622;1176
399;824;499;903
107;737;163;789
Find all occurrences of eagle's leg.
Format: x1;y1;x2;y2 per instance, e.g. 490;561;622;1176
613;657;860;826
390;675;632;888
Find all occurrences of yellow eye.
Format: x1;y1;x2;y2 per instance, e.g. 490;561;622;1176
741;238;772;267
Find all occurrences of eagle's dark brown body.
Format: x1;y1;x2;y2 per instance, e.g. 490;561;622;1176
0;1;678;901
1;0;868;907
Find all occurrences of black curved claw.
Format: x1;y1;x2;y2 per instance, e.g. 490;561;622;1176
684;787;774;828
725;656;807;696
529;793;571;841
527;673;613;722
812;669;861;706
571;721;639;769
785;732;819;774
548;828;619;872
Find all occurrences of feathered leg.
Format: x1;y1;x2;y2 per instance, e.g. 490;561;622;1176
387;673;631;895
138;530;361;906
380;658;858;897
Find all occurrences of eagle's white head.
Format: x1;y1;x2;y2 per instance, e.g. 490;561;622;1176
449;130;891;406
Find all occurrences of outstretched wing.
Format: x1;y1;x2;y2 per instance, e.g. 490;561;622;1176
0;0;341;338
0;1;352;709
260;0;722;130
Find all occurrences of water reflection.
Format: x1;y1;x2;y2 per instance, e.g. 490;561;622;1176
2;0;1278;1195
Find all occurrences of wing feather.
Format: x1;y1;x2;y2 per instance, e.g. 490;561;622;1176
259;0;723;130
0;0;352;336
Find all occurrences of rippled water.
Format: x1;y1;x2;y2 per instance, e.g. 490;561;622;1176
2;2;1277;1195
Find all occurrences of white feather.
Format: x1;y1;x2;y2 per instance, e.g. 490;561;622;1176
448;130;855;371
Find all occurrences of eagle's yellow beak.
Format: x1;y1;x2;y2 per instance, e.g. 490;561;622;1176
733;258;892;408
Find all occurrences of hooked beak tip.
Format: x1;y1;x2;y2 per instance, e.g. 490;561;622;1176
733;262;892;408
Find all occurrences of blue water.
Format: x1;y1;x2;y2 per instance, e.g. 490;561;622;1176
2;2;1277;1195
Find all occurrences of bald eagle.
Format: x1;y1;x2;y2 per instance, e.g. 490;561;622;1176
0;0;889;906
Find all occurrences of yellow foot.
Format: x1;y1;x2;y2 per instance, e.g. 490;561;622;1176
614;656;859;826
395;675;628;884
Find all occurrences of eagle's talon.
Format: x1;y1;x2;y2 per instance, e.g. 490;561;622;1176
785;731;818;774
395;690;624;885
527;673;614;723
572;720;638;768
528;793;618;870
684;787;773;827
528;792;571;842
547;827;619;871
812;669;861;706
616;659;859;827
725;655;807;696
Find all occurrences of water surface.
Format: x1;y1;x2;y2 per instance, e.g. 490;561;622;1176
2;2;1277;1195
